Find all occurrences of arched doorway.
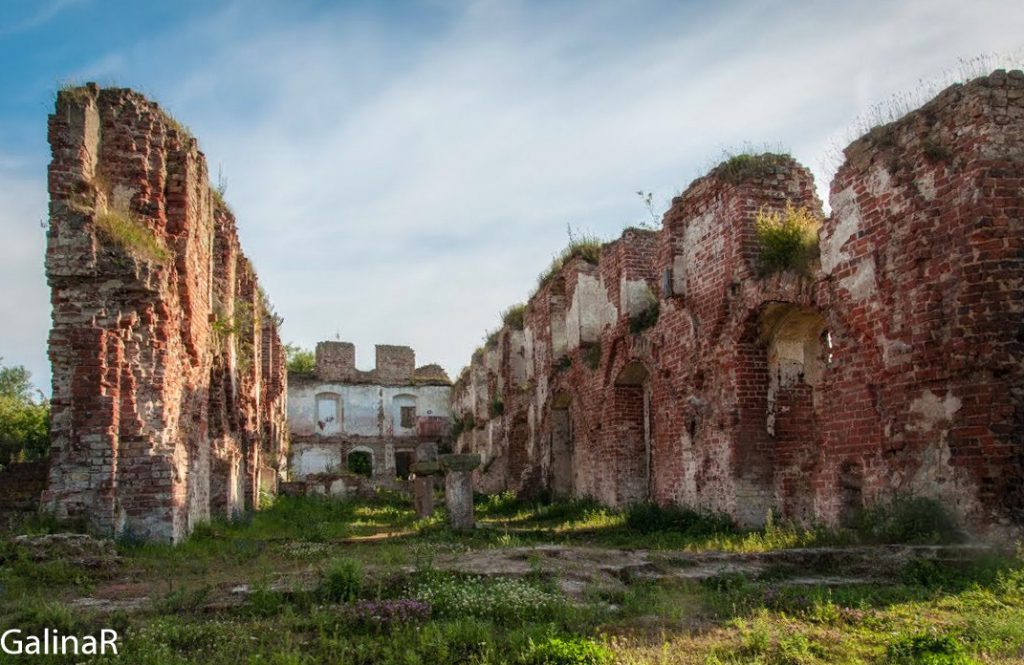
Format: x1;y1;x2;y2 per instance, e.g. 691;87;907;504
735;303;829;525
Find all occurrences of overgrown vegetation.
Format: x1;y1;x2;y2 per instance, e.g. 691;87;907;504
714;152;792;185
1;491;1020;664
537;226;604;289
0;359;50;469
502;303;527;331
582;343;601;370
285;343;315;375
95;205;170;263
753;202;821;276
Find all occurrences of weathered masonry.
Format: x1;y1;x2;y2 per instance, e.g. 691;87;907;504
43;85;288;543
452;71;1024;536
287;342;451;495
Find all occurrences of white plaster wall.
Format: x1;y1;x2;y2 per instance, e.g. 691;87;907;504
566;273;617;350
288;383;450;437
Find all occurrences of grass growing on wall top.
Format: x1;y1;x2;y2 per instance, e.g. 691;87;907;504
537;232;604;289
501;303;527;331
95;205;169;263
714;152;792;185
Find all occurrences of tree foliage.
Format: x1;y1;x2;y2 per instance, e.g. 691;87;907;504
0;358;50;469
285;344;316;375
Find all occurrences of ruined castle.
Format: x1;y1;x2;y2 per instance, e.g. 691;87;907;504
34;70;1024;542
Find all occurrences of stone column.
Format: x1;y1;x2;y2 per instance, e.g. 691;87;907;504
439;454;481;532
411;461;440;519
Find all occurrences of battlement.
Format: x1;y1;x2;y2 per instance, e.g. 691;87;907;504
309;341;448;385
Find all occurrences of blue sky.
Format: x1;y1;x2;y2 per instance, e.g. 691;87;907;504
1;0;1021;392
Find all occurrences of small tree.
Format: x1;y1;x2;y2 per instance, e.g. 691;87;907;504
285;344;315;375
0;358;50;468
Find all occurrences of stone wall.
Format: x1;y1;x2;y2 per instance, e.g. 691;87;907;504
451;70;1024;536
42;84;288;543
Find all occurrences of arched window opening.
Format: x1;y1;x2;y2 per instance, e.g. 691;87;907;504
316;392;342;436
347;449;373;477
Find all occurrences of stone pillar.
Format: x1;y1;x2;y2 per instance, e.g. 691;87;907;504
439;454;480;532
411;461;440;519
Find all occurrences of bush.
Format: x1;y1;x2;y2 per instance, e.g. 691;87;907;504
754;202;820;276
0;359;50;467
285;344;315;375
502;303;527;330
321;558;363;602
626;502;736;537
887;632;977;665
853;496;963;544
521;636;613;665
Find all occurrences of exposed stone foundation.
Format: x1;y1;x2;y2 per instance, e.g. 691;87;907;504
42;85;288;543
451;71;1024;537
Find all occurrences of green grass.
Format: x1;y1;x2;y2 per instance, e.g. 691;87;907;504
502;303;527;331
537;234;604;289
1;494;1021;664
754;202;820;276
714;152;792;185
95;206;170;263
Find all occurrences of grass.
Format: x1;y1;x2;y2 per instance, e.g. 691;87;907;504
95;206;170;264
1;494;1021;664
754;202;820;276
714;152;792;185
537;232;604;289
503;303;527;331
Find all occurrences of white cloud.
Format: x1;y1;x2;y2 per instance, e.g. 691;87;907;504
2;0;1023;383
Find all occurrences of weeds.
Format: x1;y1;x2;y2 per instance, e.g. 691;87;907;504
537;226;604;289
503;303;527;330
753;202;820;276
852;496;963;544
714;152;792;185
95;206;169;263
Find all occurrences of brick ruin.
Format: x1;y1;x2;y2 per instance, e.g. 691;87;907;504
451;71;1024;536
42;85;288;543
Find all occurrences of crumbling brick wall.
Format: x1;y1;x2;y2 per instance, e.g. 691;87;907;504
42;84;288;543
452;70;1024;536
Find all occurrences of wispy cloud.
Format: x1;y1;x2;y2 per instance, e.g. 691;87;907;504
0;0;85;37
1;0;1023;384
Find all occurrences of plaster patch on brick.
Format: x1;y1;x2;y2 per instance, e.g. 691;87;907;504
838;256;877;301
907;390;961;432
566;273;617;349
821;186;861;274
620;277;656;318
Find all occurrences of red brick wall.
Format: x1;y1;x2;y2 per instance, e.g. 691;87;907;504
452;70;1024;536
42;85;288;542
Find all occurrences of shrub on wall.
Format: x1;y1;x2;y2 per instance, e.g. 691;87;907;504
753;203;820;276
